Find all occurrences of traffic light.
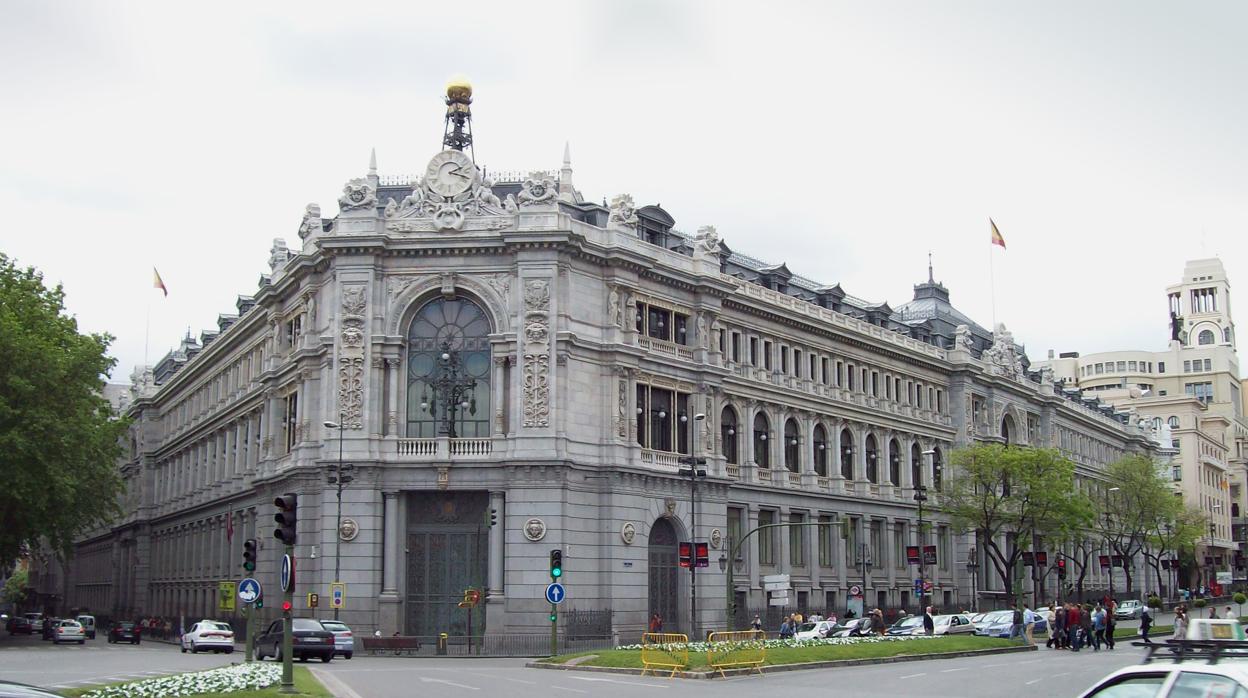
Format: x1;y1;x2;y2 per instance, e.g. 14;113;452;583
549;549;563;579
679;542;692;568
274;493;298;546
281;600;292;612
489;508;498;527
255;596;263;609
1057;558;1067;579
695;542;709;568
243;539;257;572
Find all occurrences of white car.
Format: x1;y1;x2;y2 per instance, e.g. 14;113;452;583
931;614;976;636
53;619;86;645
793;620;838;640
181;620;236;654
1078;662;1248;698
318;620;355;659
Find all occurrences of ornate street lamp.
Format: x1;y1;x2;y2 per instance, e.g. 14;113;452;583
418;341;477;438
322;418;355;621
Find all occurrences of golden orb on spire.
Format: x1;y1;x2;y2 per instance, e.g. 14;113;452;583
446;75;473;103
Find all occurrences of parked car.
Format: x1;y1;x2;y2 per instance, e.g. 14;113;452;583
181;620;236;654
887;616;925;636
6;618;32;635
254;618;333;663
931;614;976;636
75;615;96;640
973;610;1016;638
0;678;66;697
830;617;873;638
53;620;86;645
108;622;141;644
317;620;355;659
1114;600;1144;620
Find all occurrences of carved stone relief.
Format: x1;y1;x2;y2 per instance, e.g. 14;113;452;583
338;357;365;429
617;376;628;438
338;178;377;212
338;285;368;429
521;279;551;428
298;203;323;240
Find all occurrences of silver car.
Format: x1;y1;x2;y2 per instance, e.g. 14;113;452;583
318;620;354;659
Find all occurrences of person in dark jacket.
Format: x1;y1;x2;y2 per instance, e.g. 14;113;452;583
1067;603;1082;651
1048;603;1065;649
923;606;935;636
1140;606;1153;644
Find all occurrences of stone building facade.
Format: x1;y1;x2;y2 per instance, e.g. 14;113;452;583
61;101;1156;636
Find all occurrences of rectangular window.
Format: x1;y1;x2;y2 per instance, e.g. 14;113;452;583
1128;361;1137;371
1184;360;1192;373
674;312;689;345
847;365;855;391
283;391;299;453
939;526;951;571
749;337;758;366
793;349;802;377
1185;382;1214;404
936;389;944;412
780;346;789;374
1095;364;1104;375
820;357;829;384
728;507;744;563
1117;361;1126;372
885;376;893;400
818;515;833;567
790;512;806;567
1204;358;1212;371
763;341;773;370
836;361;844;387
871;371;879;397
870;520;883;569
894;522;906;570
809;354;817;381
1158;361;1165;373
731;332;740;363
758;510;775;565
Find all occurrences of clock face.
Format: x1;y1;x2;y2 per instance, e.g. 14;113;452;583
425;150;478;198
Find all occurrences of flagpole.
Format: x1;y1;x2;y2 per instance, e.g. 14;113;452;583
988;242;998;330
144;290;151;368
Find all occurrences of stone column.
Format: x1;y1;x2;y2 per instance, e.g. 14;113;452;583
777;506;791;576
886;518;898;592
387;358;402;438
486;490;506;630
379;491;402;635
746;505;760;594
808;512;822;592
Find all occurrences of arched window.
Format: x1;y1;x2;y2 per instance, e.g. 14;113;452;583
784;419;800;472
406;297;492;438
932;446;944;492
721;406;738;464
813;424;828;476
1168;416;1180;429
753;412;771;469
1199;329;1215;345
865;434;879;484
1001;414;1015;446
911;443;922;488
840;429;854;479
888;438;901;486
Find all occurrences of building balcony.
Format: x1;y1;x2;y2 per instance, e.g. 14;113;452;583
395;436;497;461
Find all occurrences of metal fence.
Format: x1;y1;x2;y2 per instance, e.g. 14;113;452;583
361;633;616;657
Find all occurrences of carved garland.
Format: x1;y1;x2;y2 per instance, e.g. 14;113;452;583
338;285;368;429
522;279;551;428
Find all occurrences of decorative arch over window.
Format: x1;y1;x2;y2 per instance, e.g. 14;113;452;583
888;438;901;486
1167;416;1180;429
406;296;492;438
1199;329;1216;345
932;446;944;492
721;406;739;464
1001;414;1016;446
813;424;828;476
840;429;854;479
911;443;922;488
865;433;879;484
784;418;800;472
753;412;771;469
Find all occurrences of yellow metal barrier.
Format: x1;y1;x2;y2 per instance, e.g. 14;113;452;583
640;633;689;677
706;630;766;677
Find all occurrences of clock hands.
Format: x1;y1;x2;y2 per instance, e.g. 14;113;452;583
449;163;474;180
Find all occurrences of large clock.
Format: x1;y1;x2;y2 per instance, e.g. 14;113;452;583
425;150;478;198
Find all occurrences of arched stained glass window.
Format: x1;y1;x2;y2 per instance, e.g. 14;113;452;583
406;297;492;438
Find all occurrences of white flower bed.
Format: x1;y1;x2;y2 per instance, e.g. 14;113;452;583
81;663;281;698
618;633;946;652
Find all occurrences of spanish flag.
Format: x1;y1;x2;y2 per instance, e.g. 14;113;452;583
990;218;1006;249
153;267;168;297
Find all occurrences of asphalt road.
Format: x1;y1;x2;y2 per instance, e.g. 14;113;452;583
0;628;1156;697
0;631;236;691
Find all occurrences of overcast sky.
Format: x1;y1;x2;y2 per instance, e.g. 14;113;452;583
3;0;1246;382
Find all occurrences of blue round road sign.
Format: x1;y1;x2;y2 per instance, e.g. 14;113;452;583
238;578;262;603
545;582;566;605
280;554;294;593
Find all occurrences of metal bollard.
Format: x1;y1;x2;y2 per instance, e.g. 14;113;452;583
437;632;448;655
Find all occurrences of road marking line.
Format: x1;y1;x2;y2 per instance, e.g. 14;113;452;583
940;667;969;673
1053;672;1071;677
310;667;366;698
418;677;479;691
552;687;588;695
568;676;671;688
1026;678;1043;685
504;677;538;685
1017;659;1041;664
900;673;927;679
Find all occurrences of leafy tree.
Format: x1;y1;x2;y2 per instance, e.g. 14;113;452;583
1099;455;1180;594
0;254;127;568
2;567;29;607
942;444;1091;605
1145;506;1205;600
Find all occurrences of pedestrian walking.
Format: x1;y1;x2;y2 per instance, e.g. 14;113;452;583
1091;604;1106;651
1023;604;1037;645
1140;605;1153;644
1173;606;1188;643
1226;606;1237;620
923;606;935;636
1104;600;1116;650
1010;603;1026;643
649;613;663;633
1048;604;1064;649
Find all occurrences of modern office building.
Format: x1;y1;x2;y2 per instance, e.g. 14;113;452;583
60;84;1155;636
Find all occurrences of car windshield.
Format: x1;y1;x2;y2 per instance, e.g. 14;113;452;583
985;611;1013;624
210;622;232;631
59;621;79;627
117;623;135;629
934;615;959;625
320;622;349;632
1120;601;1141;608
895;617;923;628
292;619;324;631
796;623;817;633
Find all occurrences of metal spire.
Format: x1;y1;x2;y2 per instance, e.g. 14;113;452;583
928;251;934;283
368;148;377;176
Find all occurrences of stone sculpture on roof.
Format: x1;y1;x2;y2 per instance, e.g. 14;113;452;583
693;225;721;259
981;323;1025;380
383;151;509;232
608;194;638;229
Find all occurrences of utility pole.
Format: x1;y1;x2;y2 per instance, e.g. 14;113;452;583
919;449;935;614
679;413;707;640
322;418;354;621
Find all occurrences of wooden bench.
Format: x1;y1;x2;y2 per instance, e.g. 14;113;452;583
361;636;424;656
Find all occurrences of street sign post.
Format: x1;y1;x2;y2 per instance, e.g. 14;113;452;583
280;554;295;593
330;583;345;610
238;578;262;604
762;574;791;584
545;583;566;605
763;581;791;592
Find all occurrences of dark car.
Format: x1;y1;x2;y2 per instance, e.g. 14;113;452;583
254;619;334;663
40;618;60;641
108;622;141;644
6;618;32;635
0;679;65;697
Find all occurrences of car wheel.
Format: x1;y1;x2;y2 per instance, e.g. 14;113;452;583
298;655;308;662
181;644;187;653
320;654;332;663
225;647;234;654
344;652;352;660
79;640;85;645
191;642;199;654
134;640;140;645
274;644;282;662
